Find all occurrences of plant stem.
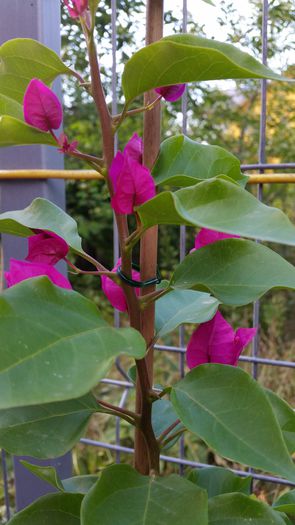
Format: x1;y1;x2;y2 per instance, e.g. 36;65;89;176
68;150;104;169
158;419;181;443
98;399;140;424
84;8;161;476
161;428;187;449
139;287;170;309
113;96;162;123
64;257;109;274
134;0;164;476
87;34;114;168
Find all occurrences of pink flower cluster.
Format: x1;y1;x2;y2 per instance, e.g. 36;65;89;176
23;79;77;153
187;228;256;368
63;0;89;18
5;232;71;290
109;134;156;215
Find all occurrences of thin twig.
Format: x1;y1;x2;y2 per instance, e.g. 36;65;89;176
113;96;162;124
64;257;112;275
158;419;181;444
161;428;187;448
98;399;139;419
139;287;170;309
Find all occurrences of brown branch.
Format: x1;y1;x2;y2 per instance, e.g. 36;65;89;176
64;257;109;274
84;8;161;476
161;428;187;449
139;287;170;310
87;34;114;168
113;96;162;125
98;399;140;423
158;419;181;444
134;0;164;476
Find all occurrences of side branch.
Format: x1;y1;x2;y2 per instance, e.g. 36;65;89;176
87;35;114;168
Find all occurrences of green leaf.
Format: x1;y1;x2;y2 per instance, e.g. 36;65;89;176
122;34;288;103
7;493;82;525
63;476;98;495
0;278;146;409
265;389;295;455
127;364;137;384
209;493;287;525
152;399;185;451
170;365;295;482
20;461;64;491
282;516;293;525
18;460;98;495
273;490;295;515
171;239;295;306
0;393;99;458
137;178;295;247
0;38;72;102
19;464;99;495
155;289;219;337
153;135;246;187
188;467;252;498
0;116;56;147
0;94;23;119
81;464;208;525
0;197;84;255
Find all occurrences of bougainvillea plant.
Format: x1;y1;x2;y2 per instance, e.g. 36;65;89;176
0;1;295;523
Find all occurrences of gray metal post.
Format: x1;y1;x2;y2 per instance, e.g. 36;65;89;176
0;0;72;511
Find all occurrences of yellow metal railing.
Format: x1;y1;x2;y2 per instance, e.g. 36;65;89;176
0;170;295;184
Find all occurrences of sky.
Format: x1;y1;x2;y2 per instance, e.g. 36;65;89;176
161;0;293;71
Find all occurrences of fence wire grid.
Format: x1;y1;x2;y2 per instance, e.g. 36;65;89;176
1;0;295;520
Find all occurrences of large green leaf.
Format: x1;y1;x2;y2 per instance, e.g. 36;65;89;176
155;289;219;337
152;399;185;451
188;467;251;498
7;493;82;525
0;116;56;147
0;94;23;119
273;490;295;515
0;393;99;458
81;464;208;525
265;389;295;455
122;34;287;103
209;493;286;525
0;38;72;102
0;197;84;255
170;365;295;482
170;239;295;306
137;178;295;247
0;278;145;409
153;135;245;187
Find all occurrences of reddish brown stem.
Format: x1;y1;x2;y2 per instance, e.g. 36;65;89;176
65;257;109;274
158;419;181;443
87;35;114;168
85;9;161;475
134;0;164;476
98;399;140;423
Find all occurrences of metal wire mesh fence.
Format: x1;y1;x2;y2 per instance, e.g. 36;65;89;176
1;0;295;520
